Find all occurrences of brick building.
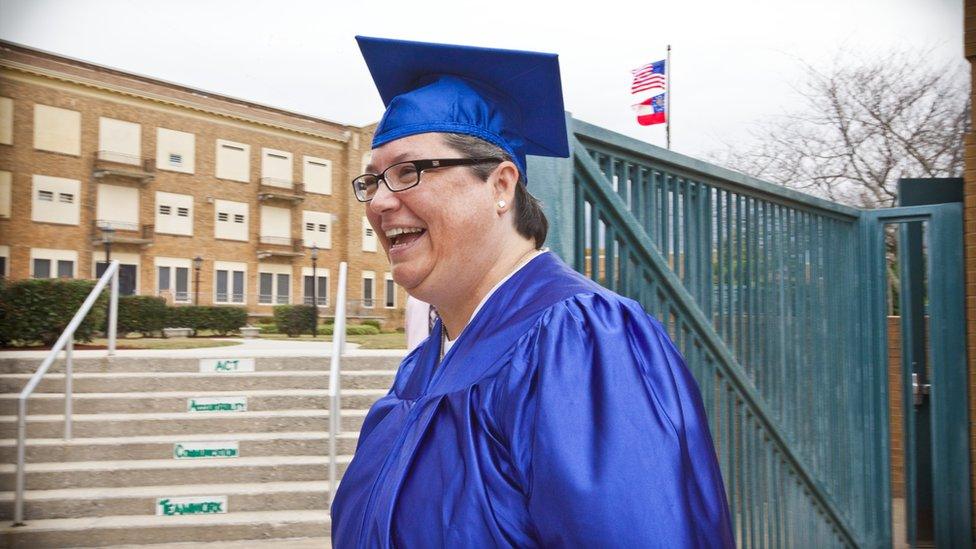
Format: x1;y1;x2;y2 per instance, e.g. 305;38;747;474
0;41;405;328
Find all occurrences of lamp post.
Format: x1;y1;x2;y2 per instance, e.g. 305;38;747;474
311;244;318;337
193;255;203;305
101;226;115;266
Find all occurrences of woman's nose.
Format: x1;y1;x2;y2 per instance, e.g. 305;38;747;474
368;180;399;213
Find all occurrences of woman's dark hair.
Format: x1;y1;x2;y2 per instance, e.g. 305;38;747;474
441;133;548;248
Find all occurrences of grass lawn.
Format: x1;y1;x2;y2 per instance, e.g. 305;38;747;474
91;337;243;350
257;332;407;349
1;336;242;351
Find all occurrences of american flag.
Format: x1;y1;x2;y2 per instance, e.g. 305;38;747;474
631;60;666;94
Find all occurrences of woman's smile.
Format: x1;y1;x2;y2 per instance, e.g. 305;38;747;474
386;226;428;259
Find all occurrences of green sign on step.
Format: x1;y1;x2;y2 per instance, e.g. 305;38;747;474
199;358;255;373
187;396;247;413
156;495;228;516
173;441;240;459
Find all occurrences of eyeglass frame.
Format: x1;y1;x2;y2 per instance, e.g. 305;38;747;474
351;157;505;203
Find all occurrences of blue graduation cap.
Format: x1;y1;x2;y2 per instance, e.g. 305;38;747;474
355;35;570;182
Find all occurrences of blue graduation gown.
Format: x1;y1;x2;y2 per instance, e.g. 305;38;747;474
331;252;734;548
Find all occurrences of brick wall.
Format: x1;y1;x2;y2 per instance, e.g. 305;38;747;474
888;316;905;500
964;0;976;535
0;43;407;329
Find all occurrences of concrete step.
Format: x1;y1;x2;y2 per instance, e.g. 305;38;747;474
0;455;352;491
0;431;361;463
0;480;337;520
99;538;331;548
0;409;368;438
0;370;397;393
1;509;330;548
0;354;404;374
0;388;387;415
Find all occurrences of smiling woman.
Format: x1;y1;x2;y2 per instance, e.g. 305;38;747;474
331;35;734;548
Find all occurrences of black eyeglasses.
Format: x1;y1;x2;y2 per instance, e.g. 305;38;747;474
351;157;503;202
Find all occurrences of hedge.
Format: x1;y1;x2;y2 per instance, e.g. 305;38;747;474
167;306;248;336
118;296;167;337
360;319;382;330
273;305;316;337
322;324;380;336
0;278;108;346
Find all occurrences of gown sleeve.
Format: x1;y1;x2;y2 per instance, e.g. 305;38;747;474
499;293;734;548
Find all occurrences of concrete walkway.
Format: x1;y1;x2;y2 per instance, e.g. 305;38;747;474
0;338;410;359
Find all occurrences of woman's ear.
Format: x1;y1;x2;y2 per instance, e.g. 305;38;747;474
490;161;519;214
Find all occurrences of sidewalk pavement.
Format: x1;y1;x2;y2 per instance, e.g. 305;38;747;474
0;337;410;359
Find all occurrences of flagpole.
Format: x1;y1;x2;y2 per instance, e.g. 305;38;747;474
666;44;671;150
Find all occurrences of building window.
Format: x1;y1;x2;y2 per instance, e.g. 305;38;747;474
158;265;190;302
362;217;377;252
96;184;140;231
303;211;332;249
362;272;375;308
98;117;141;163
32;176;81;226
155;192;194;236
32;258;74;279
303;155;332;195
258;271;290;304
303;273;328;306
259;273;273;304
156;127;195;174
261;148;293;186
34;104;81;156
215;268;245;303
215;199;248;242
0;97;12;146
0;256;6;278
385;273;396;308
215;139;250;182
0;171;10;218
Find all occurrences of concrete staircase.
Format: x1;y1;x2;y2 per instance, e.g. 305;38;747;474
0;354;400;547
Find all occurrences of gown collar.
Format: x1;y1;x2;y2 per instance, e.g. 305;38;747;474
395;252;597;399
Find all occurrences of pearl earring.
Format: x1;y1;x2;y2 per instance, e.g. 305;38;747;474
497;200;506;209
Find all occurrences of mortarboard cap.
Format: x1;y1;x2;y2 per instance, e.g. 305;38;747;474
355;35;570;182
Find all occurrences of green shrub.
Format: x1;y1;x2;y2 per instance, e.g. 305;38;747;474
0;279;108;346
321;324;380;336
360;319;382;330
166;306;247;336
207;307;248;336
273;305;316;337
118;296;167;336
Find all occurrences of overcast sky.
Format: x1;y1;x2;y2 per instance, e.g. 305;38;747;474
0;0;964;160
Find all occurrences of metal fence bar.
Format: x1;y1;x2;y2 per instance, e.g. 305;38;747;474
571;139;860;545
14;260;120;525
328;261;349;504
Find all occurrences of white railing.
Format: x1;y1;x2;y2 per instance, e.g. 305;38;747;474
328;262;348;503
13;260;120;525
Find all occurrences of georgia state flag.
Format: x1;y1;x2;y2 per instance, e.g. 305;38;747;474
633;93;666;126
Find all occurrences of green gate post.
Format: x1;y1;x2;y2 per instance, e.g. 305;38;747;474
527;112;575;262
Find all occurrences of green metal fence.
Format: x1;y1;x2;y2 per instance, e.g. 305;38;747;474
532;116;893;547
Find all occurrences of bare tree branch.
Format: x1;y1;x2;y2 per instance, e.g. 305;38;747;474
709;48;970;209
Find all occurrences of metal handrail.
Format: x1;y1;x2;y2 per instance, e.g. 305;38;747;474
328;262;348;503
13;260;120;526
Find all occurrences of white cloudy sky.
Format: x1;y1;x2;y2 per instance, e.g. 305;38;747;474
0;0;964;160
